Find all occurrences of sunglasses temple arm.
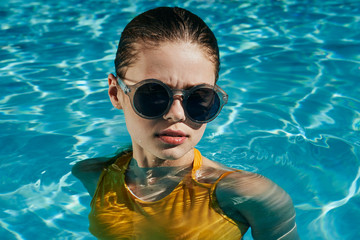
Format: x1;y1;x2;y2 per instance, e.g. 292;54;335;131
117;77;131;94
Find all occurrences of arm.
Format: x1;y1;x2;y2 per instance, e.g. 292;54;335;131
72;157;113;197
215;171;299;240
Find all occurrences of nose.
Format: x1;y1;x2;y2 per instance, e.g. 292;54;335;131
163;95;186;123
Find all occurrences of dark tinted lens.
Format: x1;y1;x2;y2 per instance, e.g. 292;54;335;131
186;88;220;122
133;83;170;117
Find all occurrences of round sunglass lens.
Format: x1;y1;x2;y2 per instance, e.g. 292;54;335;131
133;83;170;118
186;88;220;122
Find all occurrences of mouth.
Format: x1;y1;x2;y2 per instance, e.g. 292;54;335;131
156;129;188;145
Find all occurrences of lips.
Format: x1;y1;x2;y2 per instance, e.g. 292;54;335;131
156;129;188;145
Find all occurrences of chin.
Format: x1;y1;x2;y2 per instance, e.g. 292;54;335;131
156;145;193;161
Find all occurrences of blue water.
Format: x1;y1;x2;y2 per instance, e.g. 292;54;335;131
1;0;359;239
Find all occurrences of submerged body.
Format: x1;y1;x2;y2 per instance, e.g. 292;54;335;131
73;148;298;240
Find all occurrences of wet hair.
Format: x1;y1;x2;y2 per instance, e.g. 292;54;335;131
115;6;220;82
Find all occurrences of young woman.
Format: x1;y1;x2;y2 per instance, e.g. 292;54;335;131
72;7;299;240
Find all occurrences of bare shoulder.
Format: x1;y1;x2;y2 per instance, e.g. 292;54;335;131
72;156;115;197
199;157;280;201
216;170;278;197
72;156;112;174
199;156;282;197
214;170;299;239
195;156;237;184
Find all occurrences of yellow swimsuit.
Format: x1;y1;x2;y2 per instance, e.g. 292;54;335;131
89;149;249;239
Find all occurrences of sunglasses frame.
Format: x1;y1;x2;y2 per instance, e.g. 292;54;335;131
116;77;228;123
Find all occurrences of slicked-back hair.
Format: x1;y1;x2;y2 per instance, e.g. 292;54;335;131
115;7;220;82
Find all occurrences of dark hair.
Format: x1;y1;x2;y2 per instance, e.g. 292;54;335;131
115;7;220;81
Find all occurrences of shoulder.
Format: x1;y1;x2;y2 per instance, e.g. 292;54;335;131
195;156;236;184
72;157;112;177
216;170;278;198
72;148;132;196
215;171;299;240
72;156;115;197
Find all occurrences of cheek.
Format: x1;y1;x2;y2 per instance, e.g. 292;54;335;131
123;106;153;140
124;108;142;131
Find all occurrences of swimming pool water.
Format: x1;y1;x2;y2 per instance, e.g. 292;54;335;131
1;0;359;239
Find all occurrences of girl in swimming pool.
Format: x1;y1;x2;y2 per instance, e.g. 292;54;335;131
72;6;299;240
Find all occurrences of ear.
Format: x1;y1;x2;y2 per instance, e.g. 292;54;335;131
108;73;123;109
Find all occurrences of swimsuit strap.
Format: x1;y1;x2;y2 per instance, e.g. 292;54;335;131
212;170;242;189
113;150;133;171
192;148;202;172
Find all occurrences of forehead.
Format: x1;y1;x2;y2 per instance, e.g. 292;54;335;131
126;41;216;88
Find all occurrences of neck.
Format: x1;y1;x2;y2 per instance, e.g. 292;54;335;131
131;146;195;168
126;158;192;186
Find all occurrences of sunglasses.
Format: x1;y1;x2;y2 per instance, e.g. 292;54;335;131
117;77;228;123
